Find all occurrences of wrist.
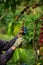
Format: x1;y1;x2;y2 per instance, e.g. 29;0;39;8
11;46;16;50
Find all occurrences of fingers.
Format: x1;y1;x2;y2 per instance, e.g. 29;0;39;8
14;37;23;47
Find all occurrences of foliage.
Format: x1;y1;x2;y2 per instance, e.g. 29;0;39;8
7;48;36;65
0;0;43;65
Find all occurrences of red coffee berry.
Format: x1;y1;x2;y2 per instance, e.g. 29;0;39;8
41;27;43;30
40;32;43;35
39;39;43;43
40;37;43;39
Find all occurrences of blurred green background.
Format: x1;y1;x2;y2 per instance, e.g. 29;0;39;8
0;0;43;65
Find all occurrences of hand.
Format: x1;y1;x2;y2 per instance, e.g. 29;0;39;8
14;37;23;48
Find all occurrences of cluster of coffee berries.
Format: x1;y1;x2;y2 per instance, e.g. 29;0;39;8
39;22;43;46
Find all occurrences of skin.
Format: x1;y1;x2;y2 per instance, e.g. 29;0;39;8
11;31;23;50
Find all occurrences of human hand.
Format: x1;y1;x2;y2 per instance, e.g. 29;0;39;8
14;37;24;48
